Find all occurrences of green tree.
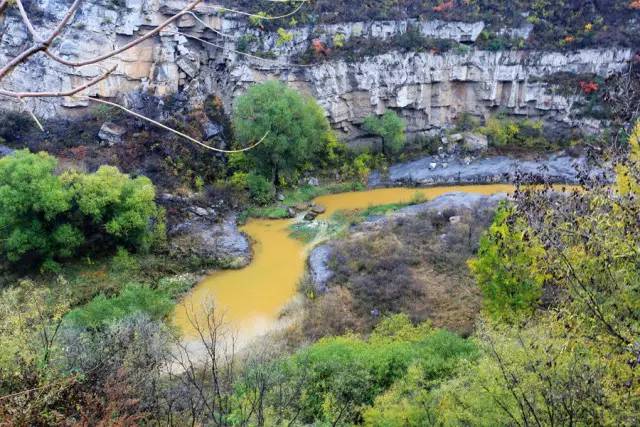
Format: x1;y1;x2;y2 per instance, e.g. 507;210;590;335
363;110;406;157
69;165;163;251
0;150;164;267
233;81;334;185
469;204;546;322
0;150;82;264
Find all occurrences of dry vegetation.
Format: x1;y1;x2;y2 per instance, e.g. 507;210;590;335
304;204;498;339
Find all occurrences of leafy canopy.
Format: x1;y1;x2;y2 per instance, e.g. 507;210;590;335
233;80;335;185
0;150;163;267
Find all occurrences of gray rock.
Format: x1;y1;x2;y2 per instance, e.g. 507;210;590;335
203;121;223;139
308;244;333;293
98;122;127;146
449;133;464;142
277;193;285;201
170;215;251;268
286;207;297;218
462;133;488;152
370;154;607;187
310;204;326;214
304;211;318;221
449;215;462;224
307;177;320;186
191;206;210;217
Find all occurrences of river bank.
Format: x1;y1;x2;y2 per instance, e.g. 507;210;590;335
172;152;593;348
369;152;606;187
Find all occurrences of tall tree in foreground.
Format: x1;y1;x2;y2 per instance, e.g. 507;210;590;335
431;122;640;426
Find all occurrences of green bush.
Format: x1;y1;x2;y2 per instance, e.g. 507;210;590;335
65;283;173;330
247;173;275;205
233;81;336;185
480;116;545;148
469;205;546;321
363;110;406;157
244;315;477;425
0;150;164;267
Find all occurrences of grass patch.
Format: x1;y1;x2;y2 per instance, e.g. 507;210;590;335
331;193;428;227
246;206;291;219
289;223;320;243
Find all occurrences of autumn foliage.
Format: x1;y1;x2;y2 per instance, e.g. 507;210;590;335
579;80;599;94
311;39;331;56
433;1;454;12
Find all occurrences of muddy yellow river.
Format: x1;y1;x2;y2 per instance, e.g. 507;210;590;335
173;184;516;340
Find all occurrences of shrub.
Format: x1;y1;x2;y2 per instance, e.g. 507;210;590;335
469;205;546;321
363;110;406;157
480;116;545;148
0;150;164;267
253;315;477;425
65;284;173;330
246;173;275;205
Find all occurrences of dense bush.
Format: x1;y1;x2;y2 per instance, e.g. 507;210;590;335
64;284;173;330
469;205;546;321
233;81;336;185
242;315;477;425
480;116;545;148
246;173;276;205
363;110;406;157
0;150;164;268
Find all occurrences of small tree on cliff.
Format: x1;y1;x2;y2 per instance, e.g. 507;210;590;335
363;110;406;157
233;81;334;185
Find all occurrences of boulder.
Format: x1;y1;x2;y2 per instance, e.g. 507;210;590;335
310;204;326;214
449;133;464;142
295;202;311;211
308;244;334;293
304;212;318;221
169;215;251;269
307;177;320;186
203;121;223;139
277;193;285;202
462;132;488;152
98;122;127;146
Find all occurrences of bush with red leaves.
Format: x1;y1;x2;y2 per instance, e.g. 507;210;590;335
579;80;599;94
433;0;454;12
311;39;331;56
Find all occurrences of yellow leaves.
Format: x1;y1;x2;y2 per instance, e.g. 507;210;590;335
616;121;640;195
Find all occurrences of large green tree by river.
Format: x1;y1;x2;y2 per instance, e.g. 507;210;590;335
233;81;336;185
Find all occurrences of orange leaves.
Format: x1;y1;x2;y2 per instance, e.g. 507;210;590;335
312;39;331;56
579;81;599;94
433;1;454;12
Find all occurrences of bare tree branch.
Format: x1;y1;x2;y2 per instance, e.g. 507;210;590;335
83;97;269;154
0;0;303;151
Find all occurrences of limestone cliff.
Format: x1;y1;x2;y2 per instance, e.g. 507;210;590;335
0;0;634;143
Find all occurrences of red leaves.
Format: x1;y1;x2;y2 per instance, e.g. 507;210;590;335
579;81;599;94
433;1;454;12
312;39;331;56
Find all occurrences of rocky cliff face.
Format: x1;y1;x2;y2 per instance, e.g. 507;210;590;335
0;1;633;143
